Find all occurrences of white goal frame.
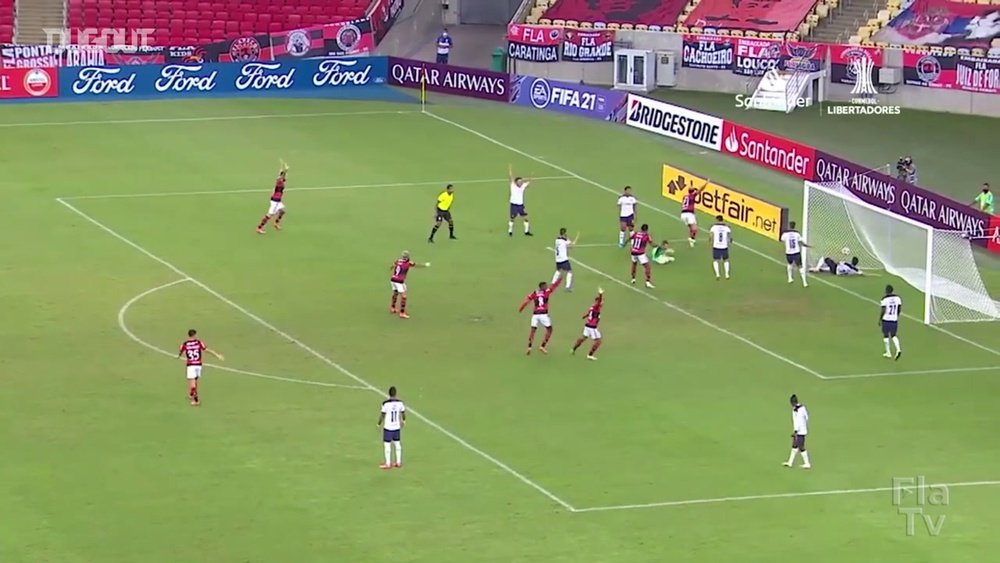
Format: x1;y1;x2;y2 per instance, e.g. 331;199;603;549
803;180;996;325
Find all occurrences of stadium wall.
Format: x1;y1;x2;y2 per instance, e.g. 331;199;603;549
509;31;1000;118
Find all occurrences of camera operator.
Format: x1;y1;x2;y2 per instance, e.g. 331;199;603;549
896;156;917;184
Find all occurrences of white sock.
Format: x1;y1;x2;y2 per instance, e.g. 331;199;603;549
786;448;798;464
566;272;573;289
394;441;402;465
786;264;794;282
724;261;731;278
524;221;531;233
883;338;891;355
551;271;561;285
383;442;391;465
800;267;808;286
892;336;901;353
507;221;514;234
618;231;625;245
801;450;811;466
713;261;720;278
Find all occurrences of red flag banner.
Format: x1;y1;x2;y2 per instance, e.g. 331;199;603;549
688;0;819;33
507;24;563;62
829;45;884;85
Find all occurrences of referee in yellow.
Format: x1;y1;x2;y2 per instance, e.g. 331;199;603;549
428;184;456;242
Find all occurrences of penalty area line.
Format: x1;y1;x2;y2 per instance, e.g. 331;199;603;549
824;365;1000;380
572;479;1000;513
422;110;1000;360
117;279;369;390
551;249;827;380
58;176;577;200
62;197;574;512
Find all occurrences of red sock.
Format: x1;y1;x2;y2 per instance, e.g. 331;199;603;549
391;292;398;308
275;211;284;225
689;226;697;239
399;296;407;313
572;337;585;351
644;264;652;282
589;340;602;356
630;262;637;278
257;215;270;228
542;328;552;347
527;327;537;347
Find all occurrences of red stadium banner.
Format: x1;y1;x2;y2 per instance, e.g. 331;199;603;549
721;120;816;179
561;29;614;62
904;51;1000;94
829;45;884;85
507;24;563;62
687;0;818;32
0;66;58;98
368;0;404;44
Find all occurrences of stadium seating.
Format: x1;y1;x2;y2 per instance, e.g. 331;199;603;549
0;0;14;43
538;0;689;29
65;0;369;46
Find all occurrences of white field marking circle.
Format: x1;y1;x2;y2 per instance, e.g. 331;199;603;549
117;278;368;390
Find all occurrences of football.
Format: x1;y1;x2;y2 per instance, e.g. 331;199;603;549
841;247;851;255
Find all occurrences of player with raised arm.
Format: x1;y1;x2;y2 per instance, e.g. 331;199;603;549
427;184;456;242
552;227;578;291
709;216;732;280
377;386;406;469
617;186;638;248
880;284;902;360
178;329;223;406
571;288;604;360
680;184;702;247
780;221;810;287
782;394;811;469
390;251;430;319
508;165;533;237
629;223;655;289
256;159;289;234
518;276;562;355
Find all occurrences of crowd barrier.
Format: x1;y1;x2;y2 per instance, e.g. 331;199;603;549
0;54;995;253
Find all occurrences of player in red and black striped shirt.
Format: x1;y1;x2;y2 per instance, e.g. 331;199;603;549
257;160;289;234
572;289;604;360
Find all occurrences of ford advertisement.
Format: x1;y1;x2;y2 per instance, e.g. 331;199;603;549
511;76;626;122
57;57;387;100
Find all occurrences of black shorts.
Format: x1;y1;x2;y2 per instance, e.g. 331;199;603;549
436;209;452;222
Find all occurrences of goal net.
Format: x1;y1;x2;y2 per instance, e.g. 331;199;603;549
803;180;1000;324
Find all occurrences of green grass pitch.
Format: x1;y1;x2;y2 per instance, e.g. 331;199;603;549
3;94;1000;563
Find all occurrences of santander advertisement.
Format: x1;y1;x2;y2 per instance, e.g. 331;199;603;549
721;122;815;179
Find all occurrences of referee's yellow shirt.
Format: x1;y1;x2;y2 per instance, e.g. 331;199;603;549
437;191;454;211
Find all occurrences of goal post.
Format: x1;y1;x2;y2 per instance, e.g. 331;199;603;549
802;180;1000;324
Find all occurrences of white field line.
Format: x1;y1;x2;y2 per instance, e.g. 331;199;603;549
0;109;418;129
552;249;826;379
422;110;1000;359
573;479;1000;513
825;365;1000;380
117;279;369;390
60;197;574;512
60;176;575;201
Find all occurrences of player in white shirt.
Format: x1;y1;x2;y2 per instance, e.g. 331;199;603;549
377;386;406;469
617;186;638;248
880;285;902;360
783;394;811;469
780;221;810;287
508;165;533;237
551;227;578;291
709;215;732;280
